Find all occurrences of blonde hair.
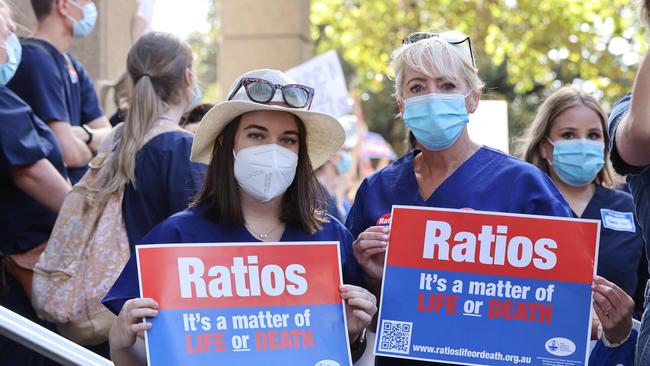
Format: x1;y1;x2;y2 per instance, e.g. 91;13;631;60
87;32;193;205
518;86;613;187
389;33;485;101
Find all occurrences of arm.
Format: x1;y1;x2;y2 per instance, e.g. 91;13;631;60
48;121;93;168
77;116;112;152
615;52;650;166
10;159;71;213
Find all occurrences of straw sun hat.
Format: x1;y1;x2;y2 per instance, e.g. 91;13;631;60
190;69;344;168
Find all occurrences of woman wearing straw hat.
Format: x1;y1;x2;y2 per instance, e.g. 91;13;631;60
103;69;377;365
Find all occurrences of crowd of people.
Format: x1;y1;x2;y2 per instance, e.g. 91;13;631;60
1;0;650;366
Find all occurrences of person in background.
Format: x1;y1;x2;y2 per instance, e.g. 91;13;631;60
520;86;640;363
607;1;650;364
0;2;71;365
180;102;213;133
345;29;627;366
8;0;111;184
87;31;205;251
316;150;354;221
103;69;376;365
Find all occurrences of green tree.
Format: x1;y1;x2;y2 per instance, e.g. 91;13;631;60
311;0;646;151
186;0;220;102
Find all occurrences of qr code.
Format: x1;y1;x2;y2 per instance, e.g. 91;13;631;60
377;320;413;355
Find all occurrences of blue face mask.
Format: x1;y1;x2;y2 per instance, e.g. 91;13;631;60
0;33;22;86
336;151;353;174
186;83;202;112
548;138;605;187
68;1;98;38
402;92;471;151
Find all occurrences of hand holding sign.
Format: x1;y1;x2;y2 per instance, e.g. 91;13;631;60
353;226;389;286
110;298;158;350
340;284;377;342
592;275;634;344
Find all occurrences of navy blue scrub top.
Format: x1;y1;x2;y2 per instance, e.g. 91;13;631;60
576;186;645;298
122;131;206;249
0;86;68;255
7;39;104;183
103;205;364;315
347;147;571;238
609;94;650;256
346;147;571;366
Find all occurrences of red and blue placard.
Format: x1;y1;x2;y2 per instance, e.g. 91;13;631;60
375;206;600;366
136;242;352;366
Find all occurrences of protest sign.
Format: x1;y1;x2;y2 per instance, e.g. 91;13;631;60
376;206;600;366
137;242;352;366
286;50;352;118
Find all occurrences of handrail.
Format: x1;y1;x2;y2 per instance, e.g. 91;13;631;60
0;305;113;366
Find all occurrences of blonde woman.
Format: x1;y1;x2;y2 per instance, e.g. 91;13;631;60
344;31;611;366
520;87;640;361
88;32;205;250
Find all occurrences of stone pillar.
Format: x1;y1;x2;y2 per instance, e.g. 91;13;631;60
218;0;312;98
11;0;135;113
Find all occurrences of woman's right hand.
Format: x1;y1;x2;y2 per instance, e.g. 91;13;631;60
353;226;390;284
109;298;159;351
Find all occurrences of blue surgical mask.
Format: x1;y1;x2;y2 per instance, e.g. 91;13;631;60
548;138;605;187
186;83;202;112
336;151;353;174
68;1;98;38
0;34;22;85
402;92;471;151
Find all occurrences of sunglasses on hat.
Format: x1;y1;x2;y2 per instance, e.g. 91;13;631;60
227;77;315;109
402;31;476;68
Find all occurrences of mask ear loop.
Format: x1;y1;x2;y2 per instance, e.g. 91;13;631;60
544;137;555;168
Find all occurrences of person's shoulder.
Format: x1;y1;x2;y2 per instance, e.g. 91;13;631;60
144;129;193;150
483;146;548;179
597;186;636;208
318;214;354;240
140;205;208;244
19;39;58;66
0;87;32;120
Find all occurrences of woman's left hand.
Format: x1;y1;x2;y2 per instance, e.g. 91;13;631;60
341;284;377;343
592;275;634;343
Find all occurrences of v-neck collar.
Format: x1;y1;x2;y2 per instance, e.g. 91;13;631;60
395;147;485;205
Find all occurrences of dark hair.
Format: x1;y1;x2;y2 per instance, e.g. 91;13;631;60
181;103;214;127
31;0;54;21
193;114;327;235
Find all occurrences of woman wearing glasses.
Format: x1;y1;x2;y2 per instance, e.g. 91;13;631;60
103;69;376;365
346;31;572;365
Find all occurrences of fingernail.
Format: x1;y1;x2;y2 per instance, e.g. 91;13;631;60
383;228;389;233
153;310;158;316
382;235;389;240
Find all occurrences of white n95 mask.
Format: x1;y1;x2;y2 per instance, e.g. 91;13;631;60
234;144;299;202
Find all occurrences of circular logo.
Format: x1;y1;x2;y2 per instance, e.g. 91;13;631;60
545;337;576;356
315;360;341;366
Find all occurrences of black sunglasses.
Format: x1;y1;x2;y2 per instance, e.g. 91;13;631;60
227;77;315;109
402;31;476;68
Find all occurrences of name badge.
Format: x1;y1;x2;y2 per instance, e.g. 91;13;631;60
68;64;79;84
600;209;636;232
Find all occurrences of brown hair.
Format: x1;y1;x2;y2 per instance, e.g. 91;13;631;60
518;86;614;187
192;114;327;235
86;32;193;206
30;0;54;21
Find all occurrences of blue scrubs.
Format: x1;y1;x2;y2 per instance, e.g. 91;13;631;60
347;147;571;238
346;147;571;366
0;86;68;366
103;205;364;315
122;131;206;249
609;93;650;366
7;39;104;183
576;186;645;298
